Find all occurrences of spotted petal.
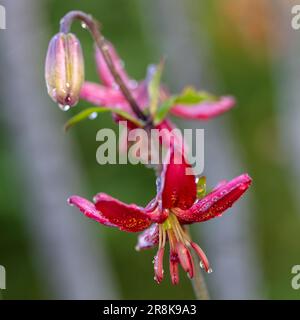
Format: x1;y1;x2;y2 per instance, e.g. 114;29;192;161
94;193;151;232
160;148;197;210
174;174;252;223
171;96;235;120
68;195;115;226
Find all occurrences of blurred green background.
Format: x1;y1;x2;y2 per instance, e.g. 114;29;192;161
0;0;299;299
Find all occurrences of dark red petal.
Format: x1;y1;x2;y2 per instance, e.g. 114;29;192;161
176;242;194;278
171;96;235;120
94;193;151;232
154;247;165;284
136;224;159;251
80;82;127;107
176;174;252;223
95;44;132;88
169;252;180;285
68;195;115;227
160;148;197;210
143;199;169;223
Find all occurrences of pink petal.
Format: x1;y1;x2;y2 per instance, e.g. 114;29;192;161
160;148;197;210
171;96;235;120
156;119;188;152
136;224;159;250
94;193;151;232
68;195;115;227
175;174;252;223
95;44;132;88
80;82;127;107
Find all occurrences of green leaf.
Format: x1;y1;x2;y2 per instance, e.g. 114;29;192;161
64;107;143;131
175;87;216;105
153;87;218;124
153;97;176;125
197;176;207;198
148;60;164;117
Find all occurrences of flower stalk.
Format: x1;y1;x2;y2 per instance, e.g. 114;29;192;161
46;10;253;300
59;11;149;122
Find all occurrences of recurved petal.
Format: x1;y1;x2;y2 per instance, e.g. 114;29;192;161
160;148;197;210
68;195;115;226
175;174;252;223
171;96;235;120
136;224;159;251
94;193;151;232
80;82;127;107
95;43;132;88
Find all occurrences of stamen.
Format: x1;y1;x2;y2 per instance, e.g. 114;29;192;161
169;252;179;285
175;242;194;279
190;242;210;273
154;247;165;283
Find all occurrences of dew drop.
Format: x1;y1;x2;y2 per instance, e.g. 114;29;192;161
199;261;204;269
112;83;120;90
58;104;70;112
207;268;213;274
119;60;125;68
81;22;87;29
129;80;138;90
51;88;57;99
88;112;98;120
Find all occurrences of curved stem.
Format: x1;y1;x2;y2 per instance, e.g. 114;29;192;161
190;250;210;300
60;11;149;122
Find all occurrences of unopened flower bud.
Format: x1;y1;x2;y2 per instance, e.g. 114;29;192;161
45;33;84;109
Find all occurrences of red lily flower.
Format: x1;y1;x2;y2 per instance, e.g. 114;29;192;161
68;149;252;284
79;42;235;124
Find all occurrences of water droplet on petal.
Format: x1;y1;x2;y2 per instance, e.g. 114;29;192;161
58;104;70;111
88;112;98;120
199;261;204;269
207;268;213;274
129;80;138;89
112;83;120;90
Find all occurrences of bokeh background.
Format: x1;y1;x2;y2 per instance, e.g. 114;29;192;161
0;0;300;299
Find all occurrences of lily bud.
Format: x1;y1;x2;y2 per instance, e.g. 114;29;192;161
45;33;84;110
